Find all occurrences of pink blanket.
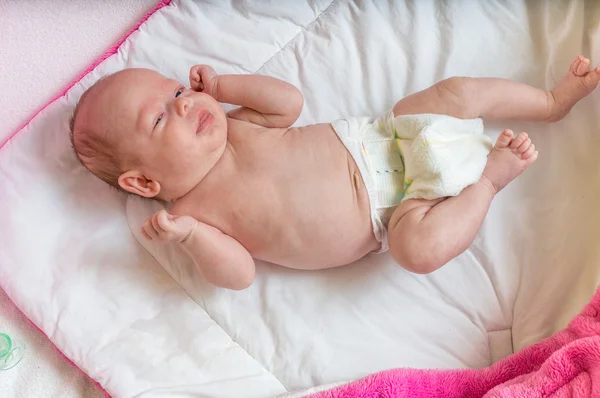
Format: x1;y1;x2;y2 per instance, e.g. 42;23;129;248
312;287;600;397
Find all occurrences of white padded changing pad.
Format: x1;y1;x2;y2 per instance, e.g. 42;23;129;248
3;1;600;397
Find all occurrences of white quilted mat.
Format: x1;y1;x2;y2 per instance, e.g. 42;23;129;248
2;1;600;397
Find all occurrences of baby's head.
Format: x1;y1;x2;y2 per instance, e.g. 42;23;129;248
70;68;228;201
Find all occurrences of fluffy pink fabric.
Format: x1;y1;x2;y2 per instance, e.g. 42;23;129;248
312;286;600;397
0;0;172;150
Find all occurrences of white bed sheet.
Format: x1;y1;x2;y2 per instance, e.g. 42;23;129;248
2;1;600;397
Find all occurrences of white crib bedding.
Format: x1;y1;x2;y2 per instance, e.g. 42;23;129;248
2;1;600;397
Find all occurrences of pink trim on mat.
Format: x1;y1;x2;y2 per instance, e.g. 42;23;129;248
0;0;173;150
0;1;172;397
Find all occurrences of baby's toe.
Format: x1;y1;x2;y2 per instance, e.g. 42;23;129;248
495;129;514;148
576;58;591;76
584;66;600;87
571;56;583;74
521;144;537;160
524;150;538;166
509;132;528;150
517;137;532;154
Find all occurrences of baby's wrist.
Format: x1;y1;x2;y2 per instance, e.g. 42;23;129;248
178;223;198;245
209;75;221;100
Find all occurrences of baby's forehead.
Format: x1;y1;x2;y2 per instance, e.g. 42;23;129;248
93;69;165;105
82;69;175;133
105;68;168;91
102;69;182;109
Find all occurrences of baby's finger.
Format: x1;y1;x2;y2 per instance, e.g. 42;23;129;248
151;212;163;234
189;65;200;80
140;226;152;240
191;79;204;91
143;220;159;240
157;210;175;233
189;67;204;91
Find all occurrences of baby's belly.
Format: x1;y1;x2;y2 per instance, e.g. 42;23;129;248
253;207;378;270
244;156;379;269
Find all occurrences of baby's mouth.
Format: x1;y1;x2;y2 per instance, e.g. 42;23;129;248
196;110;214;135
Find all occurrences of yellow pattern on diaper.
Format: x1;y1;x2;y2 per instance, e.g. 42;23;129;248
404;178;413;194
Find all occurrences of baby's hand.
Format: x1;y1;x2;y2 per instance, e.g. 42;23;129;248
142;210;198;244
189;65;218;97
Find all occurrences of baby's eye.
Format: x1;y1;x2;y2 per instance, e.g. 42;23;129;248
155;114;163;127
175;88;184;98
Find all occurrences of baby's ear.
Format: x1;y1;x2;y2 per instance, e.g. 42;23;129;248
118;170;160;198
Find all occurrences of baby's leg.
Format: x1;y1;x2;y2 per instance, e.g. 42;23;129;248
388;130;537;274
393;56;600;122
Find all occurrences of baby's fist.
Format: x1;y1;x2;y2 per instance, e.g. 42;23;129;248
142;210;198;244
189;64;218;97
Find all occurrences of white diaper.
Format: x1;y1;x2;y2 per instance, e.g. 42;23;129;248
331;111;493;252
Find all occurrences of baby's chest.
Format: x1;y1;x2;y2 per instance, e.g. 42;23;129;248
179;180;282;234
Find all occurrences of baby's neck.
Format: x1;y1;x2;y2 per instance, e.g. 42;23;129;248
167;139;235;202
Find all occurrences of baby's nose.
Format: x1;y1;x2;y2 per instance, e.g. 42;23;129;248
175;97;192;117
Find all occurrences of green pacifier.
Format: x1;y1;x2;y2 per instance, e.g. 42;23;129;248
0;333;26;370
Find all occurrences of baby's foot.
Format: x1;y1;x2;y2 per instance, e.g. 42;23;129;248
548;55;600;121
482;130;538;193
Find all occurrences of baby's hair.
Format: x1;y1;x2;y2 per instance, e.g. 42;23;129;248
69;75;124;191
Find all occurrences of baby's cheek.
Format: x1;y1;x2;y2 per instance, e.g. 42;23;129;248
208;124;228;151
179;144;203;166
164;129;191;151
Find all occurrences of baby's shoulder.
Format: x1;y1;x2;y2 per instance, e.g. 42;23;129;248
226;116;263;132
226;116;285;142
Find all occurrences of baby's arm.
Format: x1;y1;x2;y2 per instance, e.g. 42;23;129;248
190;65;303;128
142;210;255;290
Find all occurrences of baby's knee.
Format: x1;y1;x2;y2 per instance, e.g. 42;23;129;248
389;234;445;275
435;76;480;118
394;251;444;275
436;76;476;98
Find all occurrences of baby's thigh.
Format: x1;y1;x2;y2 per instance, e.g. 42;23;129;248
393;77;476;119
392;87;443;117
388;197;444;232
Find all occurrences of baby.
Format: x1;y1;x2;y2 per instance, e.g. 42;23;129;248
71;56;600;290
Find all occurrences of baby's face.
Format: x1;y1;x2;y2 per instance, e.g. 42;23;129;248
84;68;228;199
